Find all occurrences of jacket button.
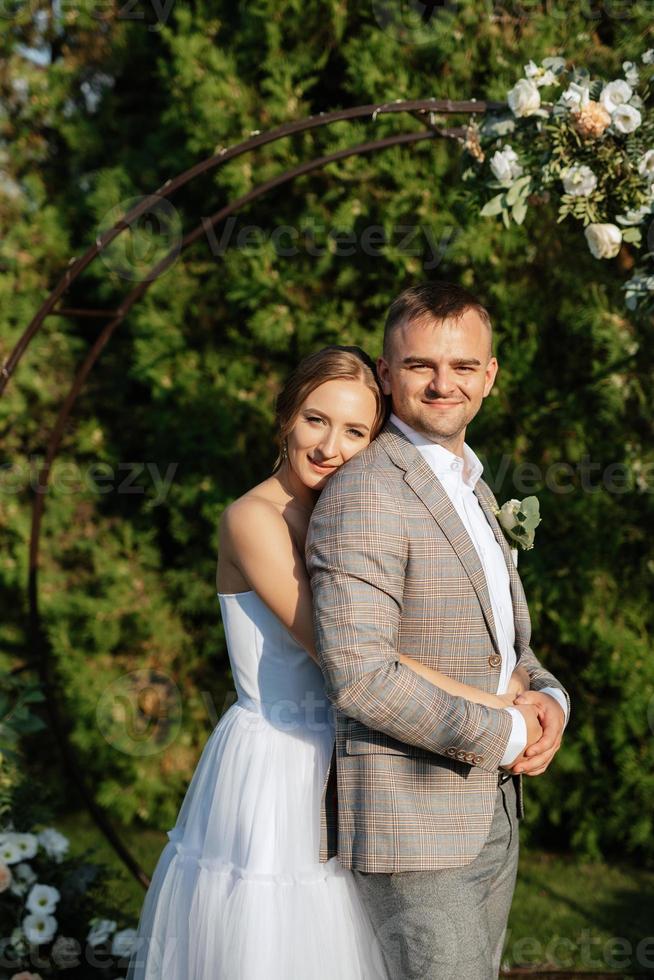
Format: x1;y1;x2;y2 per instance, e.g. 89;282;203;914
456;750;466;760
446;747;456;756
474;755;483;764
488;654;502;667
465;752;474;763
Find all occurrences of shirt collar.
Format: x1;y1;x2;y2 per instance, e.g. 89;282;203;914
389;412;483;489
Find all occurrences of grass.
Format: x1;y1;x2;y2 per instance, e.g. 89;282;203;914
57;810;654;975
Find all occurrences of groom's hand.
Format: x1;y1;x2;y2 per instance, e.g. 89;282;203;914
509;691;565;776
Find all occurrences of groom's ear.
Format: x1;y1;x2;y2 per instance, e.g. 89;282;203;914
376;355;393;396
482;356;499;397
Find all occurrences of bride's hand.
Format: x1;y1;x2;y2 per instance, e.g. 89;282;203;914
473;690;519;709
506;664;530;699
483;691;522;709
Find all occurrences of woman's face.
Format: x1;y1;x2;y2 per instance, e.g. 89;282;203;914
286;378;379;491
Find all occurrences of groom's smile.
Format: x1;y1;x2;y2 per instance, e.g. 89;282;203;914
377;308;498;456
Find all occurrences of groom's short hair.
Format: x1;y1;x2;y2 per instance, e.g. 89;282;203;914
382;281;493;358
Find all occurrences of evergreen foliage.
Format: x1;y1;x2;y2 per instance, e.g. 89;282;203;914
1;1;653;863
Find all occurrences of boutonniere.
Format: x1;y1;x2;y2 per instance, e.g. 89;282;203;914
492;496;542;565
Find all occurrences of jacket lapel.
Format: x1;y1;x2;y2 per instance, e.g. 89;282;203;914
377;423;501;656
474;479;530;649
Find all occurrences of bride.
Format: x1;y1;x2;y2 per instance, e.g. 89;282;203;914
126;345;540;980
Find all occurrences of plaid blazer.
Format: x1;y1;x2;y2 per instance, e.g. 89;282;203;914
305;420;570;872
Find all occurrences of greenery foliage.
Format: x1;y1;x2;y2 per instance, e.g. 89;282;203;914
1;1;653;868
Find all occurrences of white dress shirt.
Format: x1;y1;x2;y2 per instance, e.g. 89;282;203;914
390;413;569;767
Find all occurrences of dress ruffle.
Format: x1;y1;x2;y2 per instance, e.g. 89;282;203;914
126;702;387;980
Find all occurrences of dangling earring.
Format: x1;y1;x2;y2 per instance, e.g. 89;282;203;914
281;439;288;461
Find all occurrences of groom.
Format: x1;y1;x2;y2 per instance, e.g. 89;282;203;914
305;281;570;979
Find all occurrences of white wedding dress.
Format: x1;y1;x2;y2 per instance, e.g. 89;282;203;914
126;590;387;980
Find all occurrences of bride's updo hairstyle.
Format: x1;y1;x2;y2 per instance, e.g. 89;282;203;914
272;345;388;473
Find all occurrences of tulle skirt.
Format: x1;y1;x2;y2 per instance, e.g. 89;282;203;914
126;699;387;979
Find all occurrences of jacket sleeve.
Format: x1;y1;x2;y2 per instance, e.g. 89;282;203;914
305;463;513;774
516;645;571;719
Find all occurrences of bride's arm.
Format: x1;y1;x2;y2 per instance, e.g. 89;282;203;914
219;497;323;663
221;499;533;718
398;659;543;755
398;655;528;709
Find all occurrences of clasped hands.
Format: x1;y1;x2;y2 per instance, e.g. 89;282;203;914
499;667;565;777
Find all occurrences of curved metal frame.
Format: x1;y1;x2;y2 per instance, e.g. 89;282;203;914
1;98;504;888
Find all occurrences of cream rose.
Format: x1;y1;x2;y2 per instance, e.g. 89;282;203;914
489;145;523;184
584;223;622;259
507;78;541;117
599;79;633;114
562;165;597;197
612;104;642;134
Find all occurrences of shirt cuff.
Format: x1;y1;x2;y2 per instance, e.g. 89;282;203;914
499;707;528;768
539;686;569;728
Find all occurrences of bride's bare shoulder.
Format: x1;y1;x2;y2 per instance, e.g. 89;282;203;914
220;481;286;539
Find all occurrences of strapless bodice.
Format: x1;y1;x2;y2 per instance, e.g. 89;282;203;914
217;591;331;727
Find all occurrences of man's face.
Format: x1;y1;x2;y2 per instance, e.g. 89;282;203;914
376;309;498;450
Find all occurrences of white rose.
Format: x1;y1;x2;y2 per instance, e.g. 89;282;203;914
0;834;22;865
497;499;522;534
584;223;622;259
599;79;633;114
637;149;654;181
22;912;58;945
489;144;523;184
559;81;590;111
26;883;60;915
612;104;642;134
562;165;597;196
642;49;654;65
13;834;38;860
507;78;541;117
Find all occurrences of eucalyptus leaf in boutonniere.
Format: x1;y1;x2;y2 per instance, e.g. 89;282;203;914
493;496;542;561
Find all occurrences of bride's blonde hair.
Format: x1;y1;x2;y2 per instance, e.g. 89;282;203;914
272;345;388;473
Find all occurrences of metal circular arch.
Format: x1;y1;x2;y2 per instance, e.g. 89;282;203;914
1;98;504;888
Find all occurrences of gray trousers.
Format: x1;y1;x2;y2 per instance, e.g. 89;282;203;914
352;774;520;980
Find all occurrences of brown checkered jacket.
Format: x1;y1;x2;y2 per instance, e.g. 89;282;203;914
305;420;570;872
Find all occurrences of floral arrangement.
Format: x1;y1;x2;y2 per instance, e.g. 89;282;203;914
0;821;136;979
463;51;654;313
0;671;140;979
493;496;542;553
